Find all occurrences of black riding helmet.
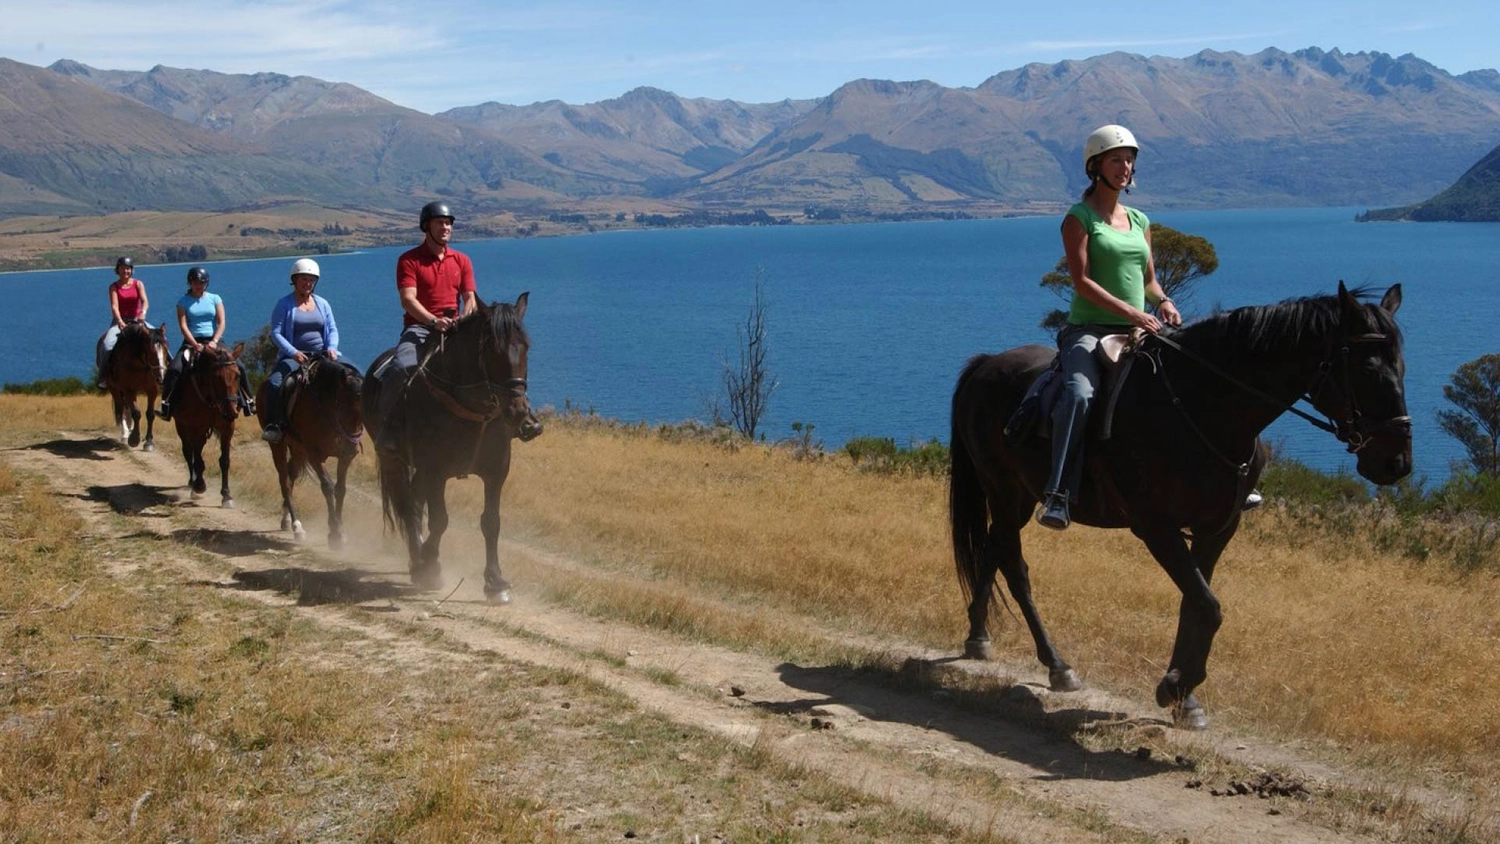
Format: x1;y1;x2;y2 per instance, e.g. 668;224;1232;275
419;201;455;232
115;256;134;270
187;266;210;285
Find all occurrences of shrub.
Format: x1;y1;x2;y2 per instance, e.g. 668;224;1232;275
2;376;93;396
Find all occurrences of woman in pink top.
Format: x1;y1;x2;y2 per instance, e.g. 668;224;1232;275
96;257;151;387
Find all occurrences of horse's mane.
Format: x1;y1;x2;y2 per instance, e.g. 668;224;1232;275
1173;286;1402;360
308;359;361;402
450;299;529;348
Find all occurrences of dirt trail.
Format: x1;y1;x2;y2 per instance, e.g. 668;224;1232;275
7;430;1452;843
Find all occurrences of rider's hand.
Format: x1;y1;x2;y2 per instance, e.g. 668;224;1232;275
294;352;309;364
326;349;339;361
1159;300;1183;327
1128;308;1162;334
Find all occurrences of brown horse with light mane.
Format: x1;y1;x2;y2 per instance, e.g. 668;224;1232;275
173;342;245;508
255;356;364;548
103;321;170;450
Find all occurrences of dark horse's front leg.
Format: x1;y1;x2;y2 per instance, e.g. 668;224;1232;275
182;433;207;499
321;455;351;551
1134;521;1233;730
271;443;305;540
142;393;157;452
480;471;511;605
217;424;235;509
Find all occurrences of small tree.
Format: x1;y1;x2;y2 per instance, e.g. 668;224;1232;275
1038;222;1219;331
1437;353;1500;478
722;269;779;440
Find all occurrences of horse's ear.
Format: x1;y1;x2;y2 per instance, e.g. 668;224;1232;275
1379;284;1402;317
515;291;529;319
1336;279;1361;320
230;341;245;360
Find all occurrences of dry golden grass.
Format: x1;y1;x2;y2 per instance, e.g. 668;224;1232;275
492;415;1500;795
1;399;1027;842
9;394;1500;833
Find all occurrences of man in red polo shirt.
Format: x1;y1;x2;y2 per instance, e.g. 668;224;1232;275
374;201;477;454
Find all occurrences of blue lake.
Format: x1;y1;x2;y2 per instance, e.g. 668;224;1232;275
3;207;1496;484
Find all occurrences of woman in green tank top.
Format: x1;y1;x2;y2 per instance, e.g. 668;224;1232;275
1037;124;1181;531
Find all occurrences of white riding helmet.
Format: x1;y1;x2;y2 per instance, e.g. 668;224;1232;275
1083;124;1139;184
289;258;321;280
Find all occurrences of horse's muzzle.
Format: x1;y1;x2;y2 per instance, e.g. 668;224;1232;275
517;409;543;442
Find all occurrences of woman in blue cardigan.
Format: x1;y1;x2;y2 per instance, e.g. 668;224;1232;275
261;258;343;443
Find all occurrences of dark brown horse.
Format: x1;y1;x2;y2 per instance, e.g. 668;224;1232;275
950;283;1411;729
363;293;543;603
104;321;170;450
174;342;246;508
255;356;365;548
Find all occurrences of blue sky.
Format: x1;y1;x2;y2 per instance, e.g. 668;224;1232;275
3;0;1496;114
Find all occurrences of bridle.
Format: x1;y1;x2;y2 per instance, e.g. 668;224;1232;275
1303;332;1413;455
187;348;241;420
414;315;529;425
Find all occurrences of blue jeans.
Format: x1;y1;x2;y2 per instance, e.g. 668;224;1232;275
1045;324;1120;499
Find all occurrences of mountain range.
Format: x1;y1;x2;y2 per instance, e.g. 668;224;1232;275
3;47;1499;220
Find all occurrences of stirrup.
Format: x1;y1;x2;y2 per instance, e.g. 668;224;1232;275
1036;492;1071;531
261;425;284;444
1242;489;1264;511
157;402;172;420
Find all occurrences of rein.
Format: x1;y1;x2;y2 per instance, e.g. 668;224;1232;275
407;315;530;477
1148;329;1410;454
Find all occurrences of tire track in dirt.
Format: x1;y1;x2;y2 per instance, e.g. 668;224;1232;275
6;431;1412;843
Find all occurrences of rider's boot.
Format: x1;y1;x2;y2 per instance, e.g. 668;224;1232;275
261;383;284;444
374;366;414;456
1036;490;1071;531
157;370;179;420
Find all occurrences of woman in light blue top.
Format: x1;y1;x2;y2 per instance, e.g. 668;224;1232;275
158;266;254;420
260;258;345;443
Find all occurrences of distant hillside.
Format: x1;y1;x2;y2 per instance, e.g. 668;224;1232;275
48;60;606;208
2;47;1499;220
0;58;358;215
690;48;1500;211
1358;143;1500;221
439;87;816;193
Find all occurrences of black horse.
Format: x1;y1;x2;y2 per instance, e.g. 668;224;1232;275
950;283;1411;729
363;293;543;603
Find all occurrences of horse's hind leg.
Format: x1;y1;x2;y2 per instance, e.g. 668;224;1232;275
991;523;1083;692
127;403;141;448
480;473;511;605
410;473;447;590
272;444;304;539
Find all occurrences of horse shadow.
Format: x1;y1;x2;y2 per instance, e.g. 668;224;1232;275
170;527;296;558
25;437;120;461
226;567;413;607
769;658;1184;782
81;483;176;516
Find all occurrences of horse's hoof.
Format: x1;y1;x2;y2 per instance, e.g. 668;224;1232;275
328;533;345;551
411;568;443;591
1174;701;1210;731
485;588;512;605
222;498;235;510
142;442;154;453
963;639;993;660
281;514;293;531
128;430;141;447
190;489;204;500
293;527;307;542
1049;667;1084;692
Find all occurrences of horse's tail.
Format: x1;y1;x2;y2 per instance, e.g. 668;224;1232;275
378;458;416;541
950;357;992;611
